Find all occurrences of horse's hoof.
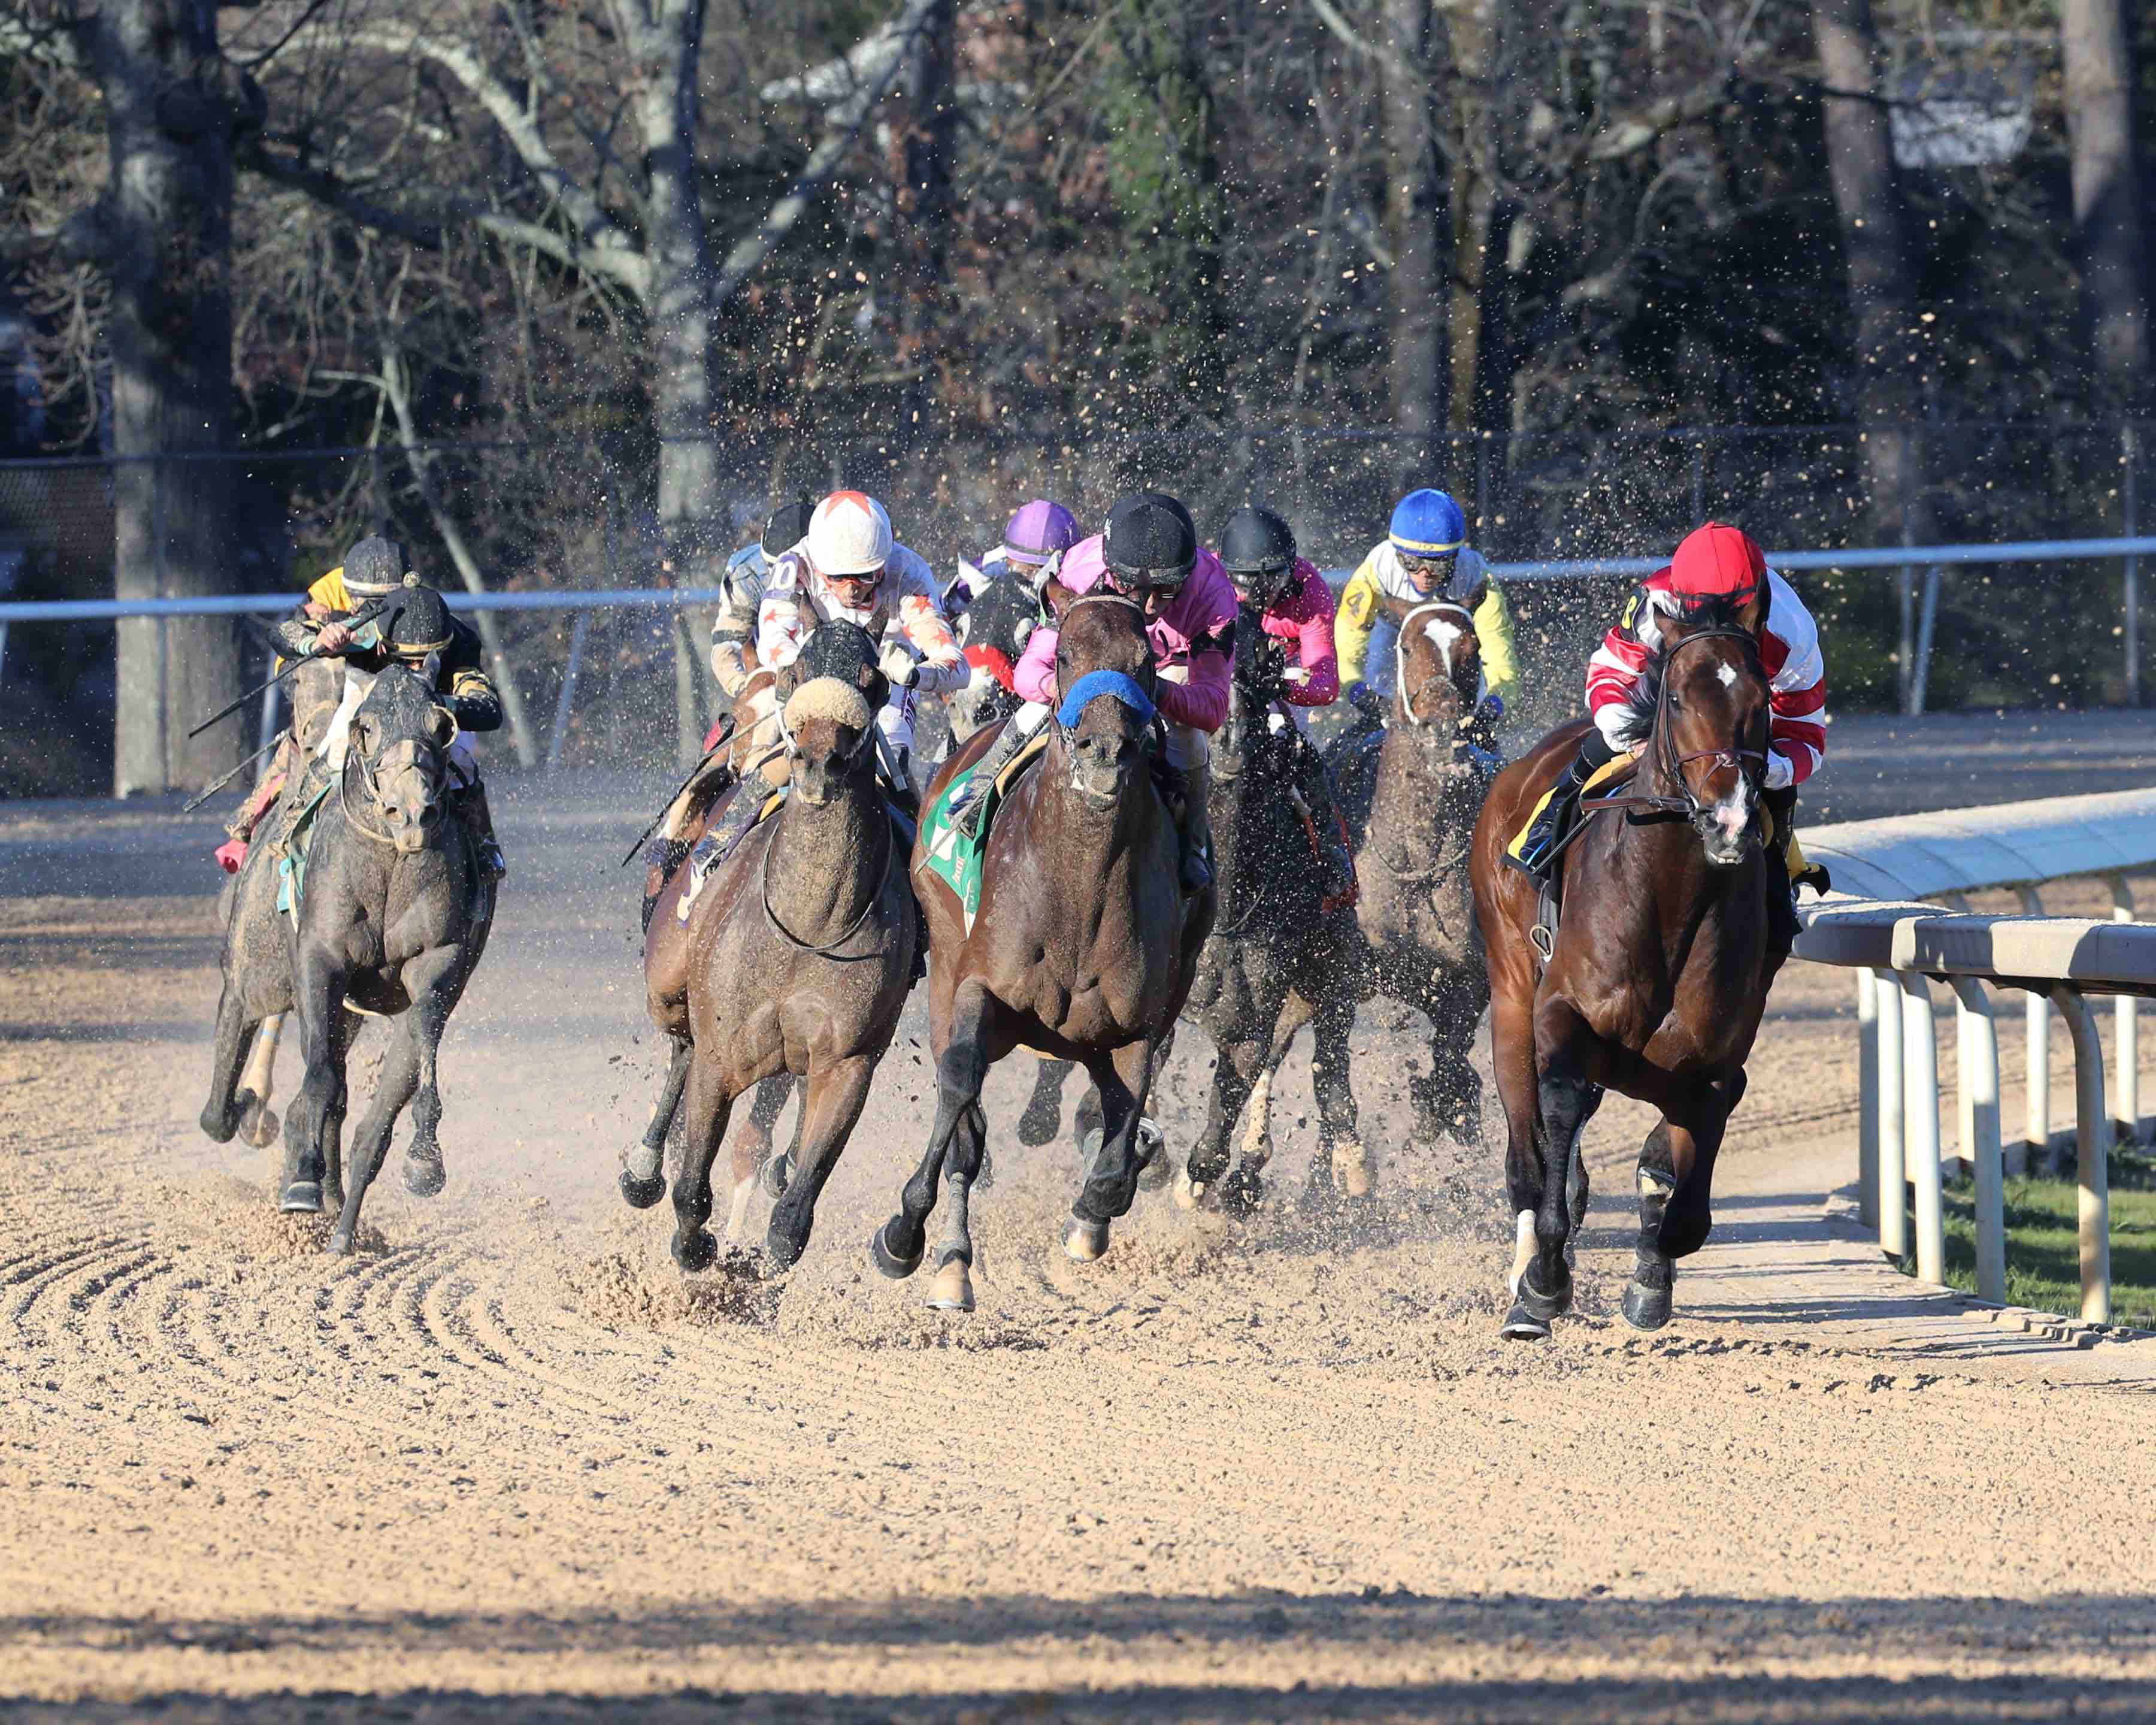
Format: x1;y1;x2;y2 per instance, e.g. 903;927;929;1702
926;1257;975;1313
1622;1278;1674;1332
200;1106;238;1146
619;1168;668;1210
760;1152;792;1200
1330;1139;1374;1200
673;1228;719;1274
239;1094;280;1149
279;1180;323;1215
1174;1167;1204;1212
1499;1299;1552;1342
404;1156;447;1199
763;1222;807;1275
870;1220;923;1281
326;1228;355;1257
1516;1267;1572;1323
1219;1167;1264;1217
1062;1215;1111;1263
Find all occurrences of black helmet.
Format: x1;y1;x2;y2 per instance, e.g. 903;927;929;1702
343;535;411;600
384;584;453;658
1103;492;1198;591
762;498;813;557
1219;505;1298;604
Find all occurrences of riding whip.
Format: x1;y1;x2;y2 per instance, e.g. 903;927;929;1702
184;578;413;740
619;715;740;867
181;730;287;813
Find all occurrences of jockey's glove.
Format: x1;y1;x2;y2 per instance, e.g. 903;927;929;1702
878;643;920;690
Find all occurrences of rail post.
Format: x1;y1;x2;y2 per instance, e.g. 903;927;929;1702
1876;968;1906;1258
2016;885;2049;1174
2049;987;2113;1324
1857;970;1881;1228
546;610;591;772
2126;422;2141;706
1949;976;2006;1303
2109;875;2139;1147
1900;972;1945;1282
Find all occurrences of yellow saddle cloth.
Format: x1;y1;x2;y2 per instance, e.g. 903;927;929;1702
1505;754;1813;883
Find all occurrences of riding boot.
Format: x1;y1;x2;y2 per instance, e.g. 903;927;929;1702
1167;761;1214;895
1291;739;1356;903
1761;785;1803;957
640;837;693;933
455;782;507;882
953;718;1035;839
1511;740;1605;885
684;779;773;904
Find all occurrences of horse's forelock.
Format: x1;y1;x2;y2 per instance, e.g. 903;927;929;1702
1059;591;1150;672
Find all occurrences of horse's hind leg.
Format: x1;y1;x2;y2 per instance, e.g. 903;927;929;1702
1307;986;1372;1204
623;1037;691;1210
747;1075;798;1205
1067;1037;1158;1262
767;1055;876;1276
671;1053;735;1274
237;1015;284;1149
1017;1058;1073;1148
1182;1030;1257;1212
874;983;996;1282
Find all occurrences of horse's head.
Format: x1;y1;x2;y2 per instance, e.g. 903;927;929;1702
1214;604;1285;782
347;664;458;855
1051;590;1158;806
1383;592;1482;742
776;620;887;806
1620;597;1771;867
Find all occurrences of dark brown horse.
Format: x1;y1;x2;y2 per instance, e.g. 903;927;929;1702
1324;594;1493;1150
623;622;916;1275
872;591;1213;1310
1470;600;1779;1339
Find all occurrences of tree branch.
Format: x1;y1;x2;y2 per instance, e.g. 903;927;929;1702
0;5;89;75
1587;73;1732;161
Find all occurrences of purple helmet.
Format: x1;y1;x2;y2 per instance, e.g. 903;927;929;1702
1003;499;1079;568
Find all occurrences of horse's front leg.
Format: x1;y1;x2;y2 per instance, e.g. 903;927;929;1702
670;1051;735;1274
1066;1037;1158;1262
1502;998;1595;1341
1304;986;1371;1203
200;978;260;1146
873;982;997;1282
1181;1027;1258;1213
767;1058;877;1275
397;945;470;1202
334;1018;423;1254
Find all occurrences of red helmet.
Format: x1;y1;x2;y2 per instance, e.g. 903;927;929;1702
1668;522;1766;607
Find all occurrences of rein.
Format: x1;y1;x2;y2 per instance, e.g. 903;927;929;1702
1577;625;1769;828
338;716;455;851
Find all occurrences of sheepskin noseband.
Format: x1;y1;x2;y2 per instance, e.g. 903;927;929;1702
783;676;874;736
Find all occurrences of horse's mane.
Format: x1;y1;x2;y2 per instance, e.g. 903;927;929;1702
1608;593;1753;749
791;617;880;685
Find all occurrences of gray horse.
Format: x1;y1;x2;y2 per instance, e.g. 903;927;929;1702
281;664;495;1253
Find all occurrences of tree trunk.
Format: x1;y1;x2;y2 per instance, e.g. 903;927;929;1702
1380;0;1448;491
2063;0;2152;403
1439;0;1497;453
634;0;722;574
84;0;259;794
895;0;957;467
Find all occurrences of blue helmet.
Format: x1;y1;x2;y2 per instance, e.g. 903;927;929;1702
1388;489;1467;559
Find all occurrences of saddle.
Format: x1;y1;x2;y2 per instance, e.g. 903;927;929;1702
272;778;337;927
917;728;1053;934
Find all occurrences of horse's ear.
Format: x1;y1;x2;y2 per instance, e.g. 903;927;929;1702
430;706;458;749
864;668;891;713
1376;592;1413;629
348;713;376;755
1043;576;1077;619
773;660;800;703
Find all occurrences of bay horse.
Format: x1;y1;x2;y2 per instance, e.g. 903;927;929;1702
1470;597;1779;1339
1324;593;1492;1149
280;663;495;1253
873;591;1213;1310
1179;604;1368;1212
622;621;917;1276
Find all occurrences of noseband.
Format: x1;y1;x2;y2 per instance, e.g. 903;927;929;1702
341;707;456;849
1051;590;1159;756
1395;601;1479;731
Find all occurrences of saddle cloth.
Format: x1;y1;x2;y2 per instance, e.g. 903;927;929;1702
274;779;337;926
916;730;1053;935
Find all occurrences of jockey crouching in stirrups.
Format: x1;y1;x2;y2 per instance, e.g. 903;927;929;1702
1512;520;1830;952
1215;503;1356;904
1335;486;1514;750
958;491;1237;895
686;489;966;876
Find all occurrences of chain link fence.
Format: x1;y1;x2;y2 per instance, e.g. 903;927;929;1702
1;423;2150;795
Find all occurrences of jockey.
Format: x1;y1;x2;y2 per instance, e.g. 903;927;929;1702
217;534;420;867
1335;488;1515;746
274;568;507;880
957;499;1079;701
1216;503;1355;903
962;492;1236;895
687;490;964;872
1513;520;1829;943
710;498;813;703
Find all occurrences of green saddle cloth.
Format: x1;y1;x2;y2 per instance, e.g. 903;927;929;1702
274;779;336;925
917;733;1049;936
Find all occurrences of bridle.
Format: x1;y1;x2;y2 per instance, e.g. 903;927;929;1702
1588;624;1769;837
1394;600;1481;731
761;665;897;960
1050;589;1159;758
340;680;456;851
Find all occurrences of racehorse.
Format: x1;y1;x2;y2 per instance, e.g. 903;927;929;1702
1324;593;1492;1148
874;590;1213;1310
279;662;495;1253
1178;604;1368;1212
1470;597;1780;1340
622;622;917;1276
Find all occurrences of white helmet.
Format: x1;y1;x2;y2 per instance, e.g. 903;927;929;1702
806;491;894;577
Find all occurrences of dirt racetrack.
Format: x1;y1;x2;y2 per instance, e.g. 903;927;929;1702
6;710;2156;1722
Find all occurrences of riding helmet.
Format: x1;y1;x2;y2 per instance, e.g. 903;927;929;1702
806;491;894;577
762;498;814;558
1219;504;1300;603
342;534;412;599
1387;489;1467;559
384;585;455;657
1003;499;1079;568
1102;492;1198;589
1669;522;1766;607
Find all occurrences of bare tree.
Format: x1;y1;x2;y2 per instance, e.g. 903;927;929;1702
2062;0;2151;403
1378;0;1448;486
